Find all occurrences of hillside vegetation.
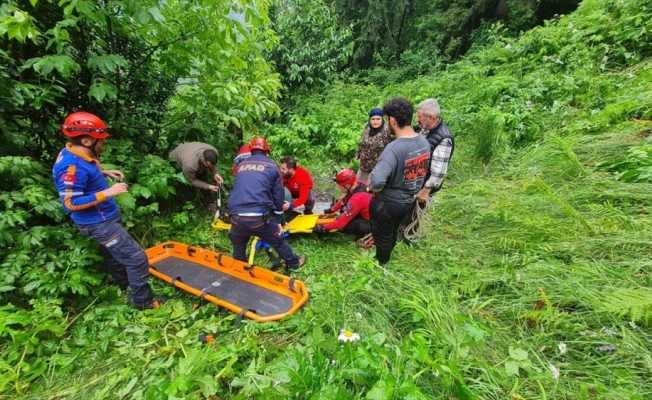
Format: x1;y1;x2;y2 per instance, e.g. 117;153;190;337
2;0;652;398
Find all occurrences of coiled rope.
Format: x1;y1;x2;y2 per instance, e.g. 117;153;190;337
402;198;432;243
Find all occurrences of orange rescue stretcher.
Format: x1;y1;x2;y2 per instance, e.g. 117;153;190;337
212;214;336;265
145;241;309;322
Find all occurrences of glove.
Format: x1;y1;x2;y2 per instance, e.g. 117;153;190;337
312;224;325;235
322;208;333;215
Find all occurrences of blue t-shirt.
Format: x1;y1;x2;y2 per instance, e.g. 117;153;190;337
52;144;119;225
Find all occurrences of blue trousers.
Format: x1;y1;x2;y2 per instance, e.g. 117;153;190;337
228;215;300;268
370;197;413;265
78;214;153;303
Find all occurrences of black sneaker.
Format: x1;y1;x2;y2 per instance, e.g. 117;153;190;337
290;254;307;270
133;296;169;310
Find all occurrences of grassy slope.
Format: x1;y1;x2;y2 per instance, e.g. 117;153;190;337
15;0;652;399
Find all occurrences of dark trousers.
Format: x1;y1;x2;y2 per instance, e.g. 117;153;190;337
341;216;371;236
398;204;418;242
201;188;214;205
370;197;414;264
78;214;153;303
285;188;315;213
199;172;215;205
303;189;315;213
228;215;300;268
399;194;433;240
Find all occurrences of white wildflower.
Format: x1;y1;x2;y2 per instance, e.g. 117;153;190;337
548;364;560;380
355;312;363;319
558;342;567;354
601;327;617;335
338;329;361;342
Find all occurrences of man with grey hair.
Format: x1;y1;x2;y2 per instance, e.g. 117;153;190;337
401;98;455;242
415;99;454;198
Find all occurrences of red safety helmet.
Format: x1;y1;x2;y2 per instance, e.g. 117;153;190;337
334;168;357;186
62;112;110;139
249;137;270;152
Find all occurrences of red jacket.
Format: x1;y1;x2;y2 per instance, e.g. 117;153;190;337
324;191;371;231
283;166;313;208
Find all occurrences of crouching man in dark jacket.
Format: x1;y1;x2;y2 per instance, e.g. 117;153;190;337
227;137;306;270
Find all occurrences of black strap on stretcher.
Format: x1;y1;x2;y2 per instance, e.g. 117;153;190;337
198;308;253;344
266;247;286;273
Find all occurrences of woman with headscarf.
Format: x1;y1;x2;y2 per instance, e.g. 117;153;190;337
354;108;395;184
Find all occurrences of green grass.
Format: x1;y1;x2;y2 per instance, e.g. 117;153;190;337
4;0;652;398
16;115;652;398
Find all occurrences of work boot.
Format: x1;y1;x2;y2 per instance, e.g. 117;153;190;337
290;254;307;270
133;296;169;310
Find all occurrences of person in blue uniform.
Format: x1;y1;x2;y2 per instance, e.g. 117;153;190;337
52;111;167;310
227;137;307;270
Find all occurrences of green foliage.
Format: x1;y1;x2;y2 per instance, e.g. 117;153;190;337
268;0;353;89
0;156;106;302
598;144;652;183
334;0;581;73
266;81;388;161
0;300;66;394
0;0;281;161
4;1;652;399
470;110;509;165
600;288;652;323
271;0;652;164
259;327;431;398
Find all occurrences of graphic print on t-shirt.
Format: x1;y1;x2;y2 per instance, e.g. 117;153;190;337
404;153;429;190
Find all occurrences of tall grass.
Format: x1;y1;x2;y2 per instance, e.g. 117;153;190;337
5;0;652;399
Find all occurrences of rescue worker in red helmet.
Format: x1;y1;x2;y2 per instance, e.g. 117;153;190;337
52;111;167;310
232;143;251;175
227;137;306;270
313;168;372;236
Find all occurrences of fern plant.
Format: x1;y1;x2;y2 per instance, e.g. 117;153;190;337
600;287;652;324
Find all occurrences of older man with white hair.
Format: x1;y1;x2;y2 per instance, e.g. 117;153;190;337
401;98;455;242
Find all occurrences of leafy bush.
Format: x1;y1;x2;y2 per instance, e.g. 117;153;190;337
0;300;66;395
268;0;353;89
0;157;104;302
